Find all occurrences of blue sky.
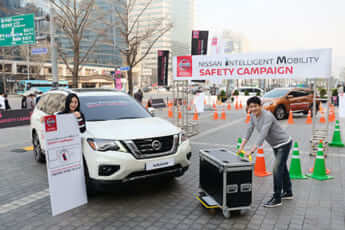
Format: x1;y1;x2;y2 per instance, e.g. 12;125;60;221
195;0;345;75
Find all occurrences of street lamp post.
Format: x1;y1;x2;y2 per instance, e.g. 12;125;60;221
49;1;58;88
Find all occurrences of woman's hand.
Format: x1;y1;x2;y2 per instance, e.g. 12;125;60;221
74;111;81;118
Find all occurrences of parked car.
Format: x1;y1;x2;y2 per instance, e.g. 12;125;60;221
142;86;152;92
30;88;192;194
232;87;264;96
262;88;319;120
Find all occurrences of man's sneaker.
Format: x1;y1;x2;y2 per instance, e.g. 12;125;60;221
281;191;294;200
263;197;282;208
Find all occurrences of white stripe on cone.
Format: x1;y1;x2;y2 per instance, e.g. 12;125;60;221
316;155;324;159
256;153;264;157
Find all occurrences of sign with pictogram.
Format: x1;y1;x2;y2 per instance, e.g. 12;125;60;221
44;114;87;216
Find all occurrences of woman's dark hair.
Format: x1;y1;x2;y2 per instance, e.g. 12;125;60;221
63;93;80;113
247;96;262;106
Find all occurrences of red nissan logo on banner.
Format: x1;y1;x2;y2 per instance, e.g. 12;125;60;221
177;56;192;77
45;115;57;132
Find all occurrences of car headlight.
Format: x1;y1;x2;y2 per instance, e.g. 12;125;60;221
87;138;128;152
179;131;188;144
263;101;273;107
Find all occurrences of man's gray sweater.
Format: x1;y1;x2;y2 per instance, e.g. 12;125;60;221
244;110;291;149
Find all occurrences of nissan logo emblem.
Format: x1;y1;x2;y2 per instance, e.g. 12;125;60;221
152;140;162;151
178;59;191;70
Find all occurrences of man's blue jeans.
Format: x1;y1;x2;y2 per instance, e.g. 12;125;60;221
272;141;292;199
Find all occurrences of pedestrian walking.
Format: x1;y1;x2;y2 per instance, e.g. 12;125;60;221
58;93;86;133
335;85;344;107
134;89;143;103
0;93;5;111
26;94;36;109
21;95;27;109
3;94;10;110
239;96;293;208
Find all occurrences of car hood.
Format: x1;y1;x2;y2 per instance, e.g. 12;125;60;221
85;117;180;140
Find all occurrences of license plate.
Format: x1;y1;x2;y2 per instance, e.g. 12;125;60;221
146;158;175;171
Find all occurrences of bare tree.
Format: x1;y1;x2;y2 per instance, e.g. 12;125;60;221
49;0;109;88
110;0;173;95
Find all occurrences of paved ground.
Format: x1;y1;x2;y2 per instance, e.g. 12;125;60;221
0;104;344;230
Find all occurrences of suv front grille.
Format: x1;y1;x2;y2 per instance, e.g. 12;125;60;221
133;136;174;154
124;135;179;159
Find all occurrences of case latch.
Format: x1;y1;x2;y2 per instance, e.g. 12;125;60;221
240;183;252;192
227;184;238;194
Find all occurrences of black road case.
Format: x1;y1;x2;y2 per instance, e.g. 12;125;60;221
199;148;254;218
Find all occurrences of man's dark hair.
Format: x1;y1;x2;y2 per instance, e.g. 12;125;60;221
247;96;262;106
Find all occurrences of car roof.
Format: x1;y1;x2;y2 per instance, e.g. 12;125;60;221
274;87;312;92
45;88;128;97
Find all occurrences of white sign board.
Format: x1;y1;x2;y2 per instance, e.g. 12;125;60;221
193;92;205;113
44;114;87;216
173;49;332;80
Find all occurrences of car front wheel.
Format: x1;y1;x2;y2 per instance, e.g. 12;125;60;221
274;106;287;120
32;132;45;163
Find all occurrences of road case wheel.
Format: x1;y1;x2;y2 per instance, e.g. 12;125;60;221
223;210;231;218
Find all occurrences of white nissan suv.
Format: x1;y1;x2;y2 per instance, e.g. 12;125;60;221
30;88;192;193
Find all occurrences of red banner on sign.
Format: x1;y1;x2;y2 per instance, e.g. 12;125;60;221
45;115;57;132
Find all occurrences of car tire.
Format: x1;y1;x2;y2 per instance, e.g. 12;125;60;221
83;159;97;196
274;105;287;120
32;132;45;163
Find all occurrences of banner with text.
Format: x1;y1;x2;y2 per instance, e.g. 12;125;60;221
44;114;87;216
191;30;208;55
157;50;169;86
173;49;332;80
0;109;32;129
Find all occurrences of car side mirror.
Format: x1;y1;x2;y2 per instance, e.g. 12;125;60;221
148;107;155;117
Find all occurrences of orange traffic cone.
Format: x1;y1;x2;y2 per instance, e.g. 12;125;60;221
235;100;239;110
204;99;207;105
288;110;294;124
306;110;312;124
254;146;272;177
193;108;199;121
178;107;182;120
227;103;231;111
168;107;173;118
213;109;218;120
213;103;216;109
187;104;191;111
239;101;243;110
221;109;226;120
245;112;250;124
328;107;335;122
319;111;326;123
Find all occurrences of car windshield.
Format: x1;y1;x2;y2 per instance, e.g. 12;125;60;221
263;89;289;98
79;95;151;121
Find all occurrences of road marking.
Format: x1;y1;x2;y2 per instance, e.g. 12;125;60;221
0;189;49;214
191;117;245;141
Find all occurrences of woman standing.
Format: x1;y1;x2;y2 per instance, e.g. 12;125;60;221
59;93;86;133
